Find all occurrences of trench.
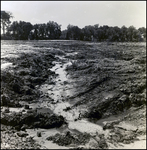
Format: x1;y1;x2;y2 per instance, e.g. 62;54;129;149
40;53;104;130
26;52;107;148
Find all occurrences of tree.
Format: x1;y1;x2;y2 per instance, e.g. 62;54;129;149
112;26;121;41
8;21;19;39
8;21;33;40
1;11;13;35
60;29;67;39
66;24;74;40
127;26;136;42
28;21;61;40
120;25;128;42
46;21;61;39
138;27;146;41
93;24;99;41
21;22;33;40
106;27;114;42
38;24;47;39
132;29;140;42
32;24;39;40
66;24;81;40
82;25;95;41
96;26;105;41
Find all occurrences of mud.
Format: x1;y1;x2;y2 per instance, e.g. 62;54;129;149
1;40;146;149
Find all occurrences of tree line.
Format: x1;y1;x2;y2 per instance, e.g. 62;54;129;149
7;21;61;40
61;24;146;42
1;11;146;42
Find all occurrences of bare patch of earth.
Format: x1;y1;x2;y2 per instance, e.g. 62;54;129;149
1;41;146;149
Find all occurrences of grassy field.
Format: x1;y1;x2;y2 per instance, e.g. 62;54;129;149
1;40;146;149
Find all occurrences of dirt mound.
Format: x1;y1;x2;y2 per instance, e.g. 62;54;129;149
47;131;108;149
1;49;57;107
1;109;66;130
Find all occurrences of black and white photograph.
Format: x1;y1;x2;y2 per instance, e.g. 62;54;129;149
1;1;146;149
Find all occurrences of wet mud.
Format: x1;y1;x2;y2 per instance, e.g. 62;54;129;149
1;40;146;149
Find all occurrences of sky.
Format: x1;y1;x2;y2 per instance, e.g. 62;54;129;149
1;1;146;31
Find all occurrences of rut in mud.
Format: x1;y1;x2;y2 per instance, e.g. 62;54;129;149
1;40;146;149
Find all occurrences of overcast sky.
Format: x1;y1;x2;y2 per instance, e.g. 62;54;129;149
1;1;146;30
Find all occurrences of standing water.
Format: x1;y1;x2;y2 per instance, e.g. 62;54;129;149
37;52;104;135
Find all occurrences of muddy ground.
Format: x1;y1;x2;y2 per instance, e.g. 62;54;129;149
1;40;146;149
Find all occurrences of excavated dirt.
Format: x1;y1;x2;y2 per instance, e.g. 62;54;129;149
1;40;146;149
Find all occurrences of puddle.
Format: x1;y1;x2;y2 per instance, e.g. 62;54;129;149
50;102;80;121
66;52;78;56
96;110;129;126
1;106;24;113
39;56;76;104
1;54;19;59
1;63;13;70
68;119;104;135
115;121;137;131
50;62;71;82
